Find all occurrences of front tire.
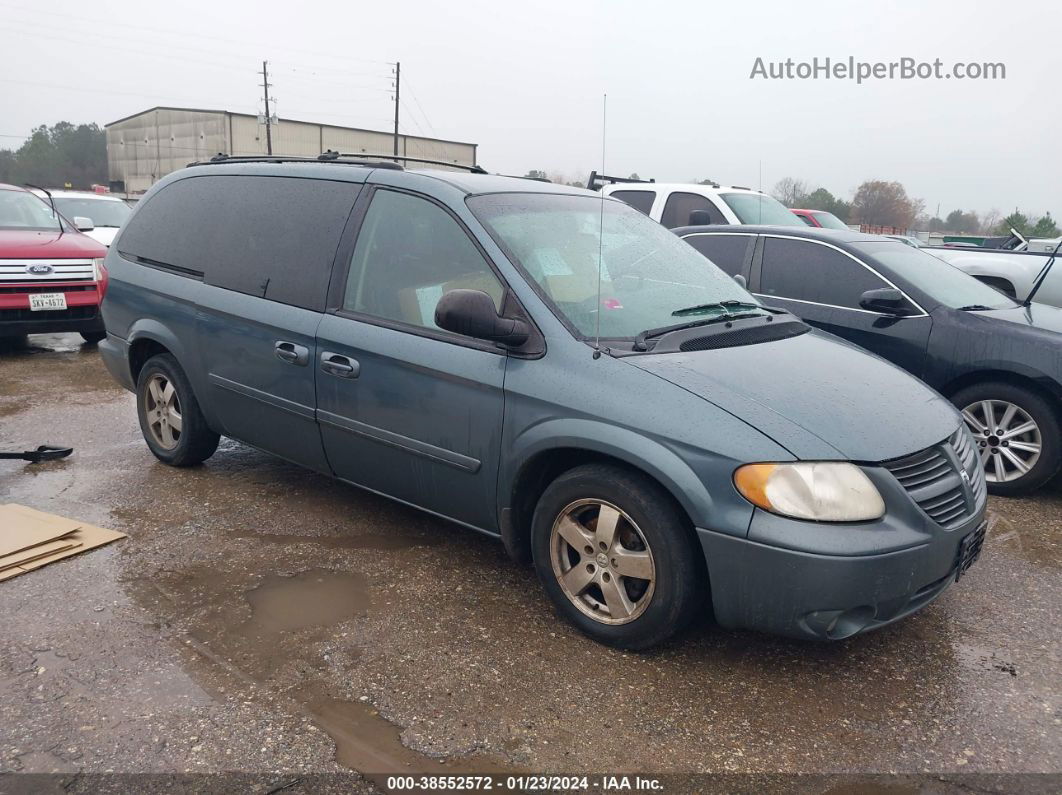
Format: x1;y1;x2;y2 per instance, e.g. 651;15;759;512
136;353;219;467
531;463;704;650
953;381;1061;496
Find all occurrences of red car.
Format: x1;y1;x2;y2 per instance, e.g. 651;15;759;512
790;208;850;230
0;184;109;342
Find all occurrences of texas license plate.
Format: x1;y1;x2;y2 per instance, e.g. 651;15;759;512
28;293;67;311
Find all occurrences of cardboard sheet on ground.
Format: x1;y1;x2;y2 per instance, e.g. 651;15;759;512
0;503;126;581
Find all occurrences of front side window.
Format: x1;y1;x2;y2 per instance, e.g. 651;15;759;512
0;190;65;231
720;193;806;226
610;190;656;216
759;237;890;309
344;189;505;330
855;241;1016;310
469;193;763;340
54;197;131;228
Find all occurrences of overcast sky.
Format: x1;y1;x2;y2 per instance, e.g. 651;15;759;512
3;0;1058;218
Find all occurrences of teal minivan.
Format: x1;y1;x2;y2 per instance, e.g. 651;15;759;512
99;157;987;649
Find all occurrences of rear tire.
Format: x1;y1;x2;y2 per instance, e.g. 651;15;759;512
531;463;705;650
80;331;106;344
136;353;219;467
952;381;1061;496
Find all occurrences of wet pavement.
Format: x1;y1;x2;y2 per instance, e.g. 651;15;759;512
0;334;1060;787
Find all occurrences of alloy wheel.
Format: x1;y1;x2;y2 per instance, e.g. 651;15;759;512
961;399;1042;483
549;499;656;625
144;373;183;450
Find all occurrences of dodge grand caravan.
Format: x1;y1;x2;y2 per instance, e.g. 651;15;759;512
99;158;987;649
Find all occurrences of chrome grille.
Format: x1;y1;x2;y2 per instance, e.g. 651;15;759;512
0;260;95;283
882;427;985;529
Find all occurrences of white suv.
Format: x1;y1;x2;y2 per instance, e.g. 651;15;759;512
30;189;132;247
593;175;805;229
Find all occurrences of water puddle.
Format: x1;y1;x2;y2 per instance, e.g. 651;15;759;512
303;692;514;783
245;569;370;633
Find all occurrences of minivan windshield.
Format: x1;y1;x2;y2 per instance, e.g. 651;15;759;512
469;193;764;340
856;241;1018;310
0;189;65;231
719;193;805;226
53;197;131;228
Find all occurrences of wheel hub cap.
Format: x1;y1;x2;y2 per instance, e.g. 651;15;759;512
549;499;656;626
961;399;1041;483
144;373;183;451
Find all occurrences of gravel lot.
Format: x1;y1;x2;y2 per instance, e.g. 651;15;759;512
1;333;1059;791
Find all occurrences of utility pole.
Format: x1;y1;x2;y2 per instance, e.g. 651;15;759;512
392;61;400;162
261;60;273;155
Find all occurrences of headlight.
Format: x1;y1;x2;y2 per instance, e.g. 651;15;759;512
734;462;885;522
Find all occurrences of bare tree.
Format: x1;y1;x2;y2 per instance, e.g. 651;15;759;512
771;177;809;208
980;209;1002;235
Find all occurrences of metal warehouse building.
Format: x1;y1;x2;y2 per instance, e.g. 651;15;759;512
105;106;478;194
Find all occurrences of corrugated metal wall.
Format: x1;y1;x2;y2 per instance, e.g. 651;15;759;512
106;108;477;193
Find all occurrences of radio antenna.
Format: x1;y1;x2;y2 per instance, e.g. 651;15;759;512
593;93;607;359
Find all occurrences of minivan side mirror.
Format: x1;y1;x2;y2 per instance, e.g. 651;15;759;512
435;289;530;347
860;287;908;315
733;274;748;288
73;216;95;232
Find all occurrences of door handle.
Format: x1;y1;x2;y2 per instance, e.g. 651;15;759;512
274;341;309;366
320;351;360;379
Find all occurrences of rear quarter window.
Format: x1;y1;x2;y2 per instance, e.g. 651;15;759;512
117;175;361;311
682;234;752;277
609;190;656;216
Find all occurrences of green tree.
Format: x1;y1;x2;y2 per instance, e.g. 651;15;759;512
995;212;1030;236
1031;212;1060;237
802;187;851;222
945;209;980;233
0;122;106;188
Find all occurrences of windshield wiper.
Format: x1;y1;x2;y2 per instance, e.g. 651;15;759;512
670;300;761;317
633;312;766;350
957;304;995;311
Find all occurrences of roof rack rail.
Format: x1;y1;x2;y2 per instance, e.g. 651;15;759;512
190;152;488;174
189;153;402;170
318;150;488;173
586;171;654;191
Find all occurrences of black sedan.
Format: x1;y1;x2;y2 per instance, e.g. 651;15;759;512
674;224;1062;495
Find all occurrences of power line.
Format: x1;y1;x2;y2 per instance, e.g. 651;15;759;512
0;1;393;69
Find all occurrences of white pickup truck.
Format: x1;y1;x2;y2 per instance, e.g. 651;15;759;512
932;241;1062;308
589;172;806;229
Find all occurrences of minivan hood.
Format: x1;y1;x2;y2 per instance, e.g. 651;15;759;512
629;330;959;461
0;229;107;258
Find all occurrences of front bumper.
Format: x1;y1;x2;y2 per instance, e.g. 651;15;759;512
0;307;104;336
697;510;986;640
